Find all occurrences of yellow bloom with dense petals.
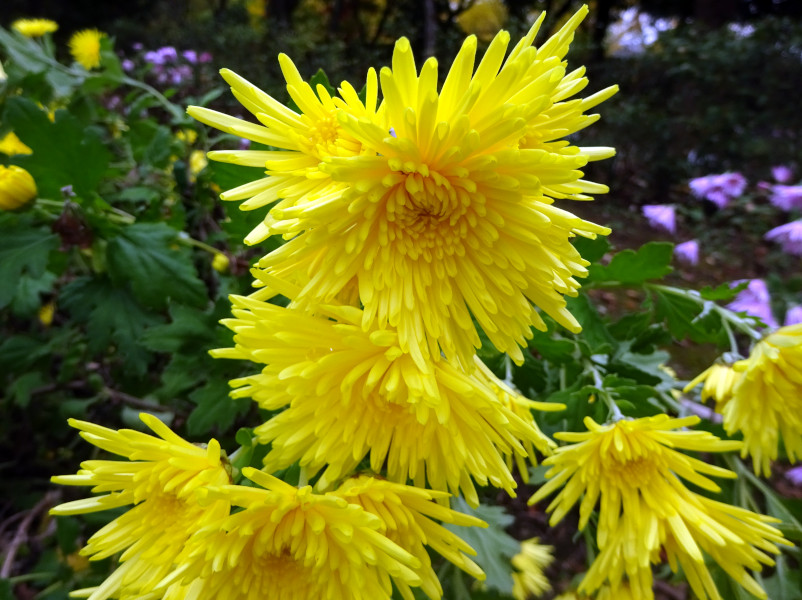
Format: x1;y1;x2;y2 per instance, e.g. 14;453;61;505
0;164;37;210
12;18;58;37
212;280;561;505
0;132;33;156
191;8;615;371
684;361;741;412
722;324;802;476
332;475;486;599
69;29;105;70
259;8;614;371
50;414;231;600
161;468;422;600
529;415;790;600
511;537;553;600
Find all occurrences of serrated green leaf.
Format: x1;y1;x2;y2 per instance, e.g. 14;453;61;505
650;288;726;344
0;224;58;308
700;281;746;302
60;277;162;375
4;97;111;198
588;242;674;284
572;235;612;264
446;498;519;595
106;223;207;309
187;377;250;436
565;293;615;353
7;371;47;407
0;334;51;374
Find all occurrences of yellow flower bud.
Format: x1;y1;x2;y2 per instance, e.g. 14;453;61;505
39;301;56;327
12;18;59;37
0;165;37;210
212;252;230;273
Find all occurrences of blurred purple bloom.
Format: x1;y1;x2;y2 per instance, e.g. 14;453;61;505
642;204;676;233
199;52;213;63
674;240;699;265
785;306;802;326
787;465;802;486
772;165;793;184
727;279;778;328
767;184;802;211
182;50;198;63
689;172;747;208
765;220;802;256
132;42;143;51
121;58;135;72
170;65;193;85
239;138;251;150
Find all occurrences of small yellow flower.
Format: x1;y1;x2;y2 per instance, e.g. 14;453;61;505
12;18;58;37
0;164;37;210
684;361;741;411
188;149;208;182
529;415;790;600
38;301;55;327
0;132;33;156
211;252;229;272
175;129;198;145
50;414;231;600
511;538;553;600
69;29;105;70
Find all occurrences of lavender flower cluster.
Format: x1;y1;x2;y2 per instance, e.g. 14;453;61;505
641;165;802;270
122;44;213;87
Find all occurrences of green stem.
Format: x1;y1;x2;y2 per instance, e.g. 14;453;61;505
585;359;624;422
645;283;762;341
298;466;309;488
121;75;184;121
177;232;220;256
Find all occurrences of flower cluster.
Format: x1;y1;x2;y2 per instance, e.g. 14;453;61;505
53;8;619;599
689;171;747;208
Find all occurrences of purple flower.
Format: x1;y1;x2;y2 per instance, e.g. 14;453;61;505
642;204;676;233
727;279;778;328
132;42;143;51
159;46;178;62
170;65;193;85
785;306;802;326
199;52;213;63
689;172;747;208
787;465;802;486
239;138;251;150
765;220;802;256
182;50;198;63
768;184;802;211
674;240;699;265
772;165;793;184
121;58;135;72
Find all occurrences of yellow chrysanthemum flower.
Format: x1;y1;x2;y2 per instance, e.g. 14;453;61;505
511;537;553;600
0;164;37;210
69;29;105;70
529;415;790;600
12;18;58;37
333;475;486;599
192;7;615;372
0;132;33;156
50;414;231;600
456;0;509;42
213;280;561;505
162;468;422;600
188;149;208;182
722;324;802;476
684;361;741;412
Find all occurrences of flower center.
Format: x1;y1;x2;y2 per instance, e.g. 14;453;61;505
605;456;657;489
306;114;340;156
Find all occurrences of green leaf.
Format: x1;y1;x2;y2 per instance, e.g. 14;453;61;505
187;376;250;436
446;498;519;595
700;281;746;302
4;97;111;198
142;304;218;353
649;288;726;344
0;223;58;308
565;293;615;353
106;223;207;309
10;271;57;316
60;277;162;375
588;242;674;284
572;235;612;264
7;371;47;407
0;334;51;373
